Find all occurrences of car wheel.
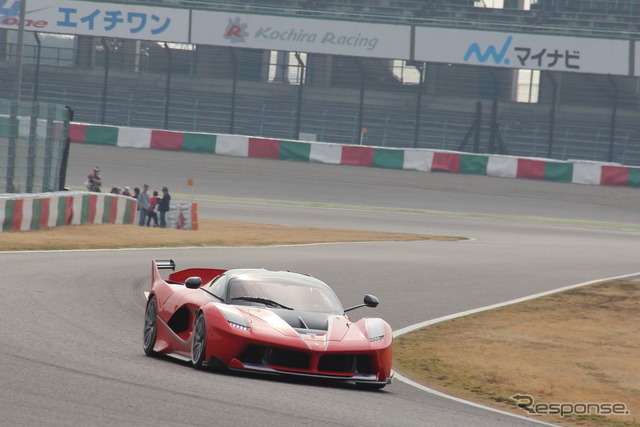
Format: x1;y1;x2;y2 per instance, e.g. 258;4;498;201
192;313;207;369
143;297;158;356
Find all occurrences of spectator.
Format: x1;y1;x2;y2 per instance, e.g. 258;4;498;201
158;186;171;228
138;184;151;226
146;190;159;227
132;187;140;222
121;186;132;197
86;167;102;192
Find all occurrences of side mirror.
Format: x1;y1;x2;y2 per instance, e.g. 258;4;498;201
344;294;380;313
185;276;202;289
364;294;379;308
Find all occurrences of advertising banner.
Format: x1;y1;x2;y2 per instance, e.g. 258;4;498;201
415;27;629;75
0;0;189;42
191;11;411;59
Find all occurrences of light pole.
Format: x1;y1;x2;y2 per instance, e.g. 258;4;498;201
7;0;26;192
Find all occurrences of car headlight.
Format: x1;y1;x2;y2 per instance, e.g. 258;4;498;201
366;318;385;342
228;321;250;331
218;305;251;331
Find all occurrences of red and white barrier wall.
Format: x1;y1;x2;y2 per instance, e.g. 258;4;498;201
70;123;640;187
1;192;136;232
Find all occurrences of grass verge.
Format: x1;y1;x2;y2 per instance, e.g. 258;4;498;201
0;219;463;251
393;280;640;426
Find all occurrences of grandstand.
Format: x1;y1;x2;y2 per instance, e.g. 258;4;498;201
1;0;639;166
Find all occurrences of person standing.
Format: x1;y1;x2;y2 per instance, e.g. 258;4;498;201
146;190;159;227
138;184;151;226
86;167;102;192
158;186;171;228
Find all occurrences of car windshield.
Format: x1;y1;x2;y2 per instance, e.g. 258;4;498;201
228;273;343;313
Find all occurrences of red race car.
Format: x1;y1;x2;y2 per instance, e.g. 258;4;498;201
143;260;393;389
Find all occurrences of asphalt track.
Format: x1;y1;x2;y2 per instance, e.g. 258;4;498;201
3;144;640;426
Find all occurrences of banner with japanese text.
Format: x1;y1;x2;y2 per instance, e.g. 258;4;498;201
190;11;411;59
0;0;189;42
414;27;629;75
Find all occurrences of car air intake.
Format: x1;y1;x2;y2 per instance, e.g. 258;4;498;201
240;346;310;370
318;354;372;374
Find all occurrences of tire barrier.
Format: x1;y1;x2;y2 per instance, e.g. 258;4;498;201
69;123;640;188
1;192;136;232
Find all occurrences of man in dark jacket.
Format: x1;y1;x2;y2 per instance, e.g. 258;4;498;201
158;186;171;228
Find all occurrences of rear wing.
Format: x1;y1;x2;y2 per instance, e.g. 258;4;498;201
155;259;175;271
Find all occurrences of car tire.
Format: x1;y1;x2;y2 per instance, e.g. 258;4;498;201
192;313;207;369
143;297;158;356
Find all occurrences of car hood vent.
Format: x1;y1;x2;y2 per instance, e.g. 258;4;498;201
273;309;330;332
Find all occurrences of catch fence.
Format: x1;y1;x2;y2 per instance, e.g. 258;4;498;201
0;99;72;193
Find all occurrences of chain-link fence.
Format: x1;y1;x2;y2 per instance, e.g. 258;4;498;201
0;99;72;193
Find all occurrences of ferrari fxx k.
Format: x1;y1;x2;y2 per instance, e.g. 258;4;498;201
143;260;393;389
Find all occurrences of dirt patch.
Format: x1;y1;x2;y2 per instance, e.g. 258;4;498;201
394;279;640;426
0;219;463;251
